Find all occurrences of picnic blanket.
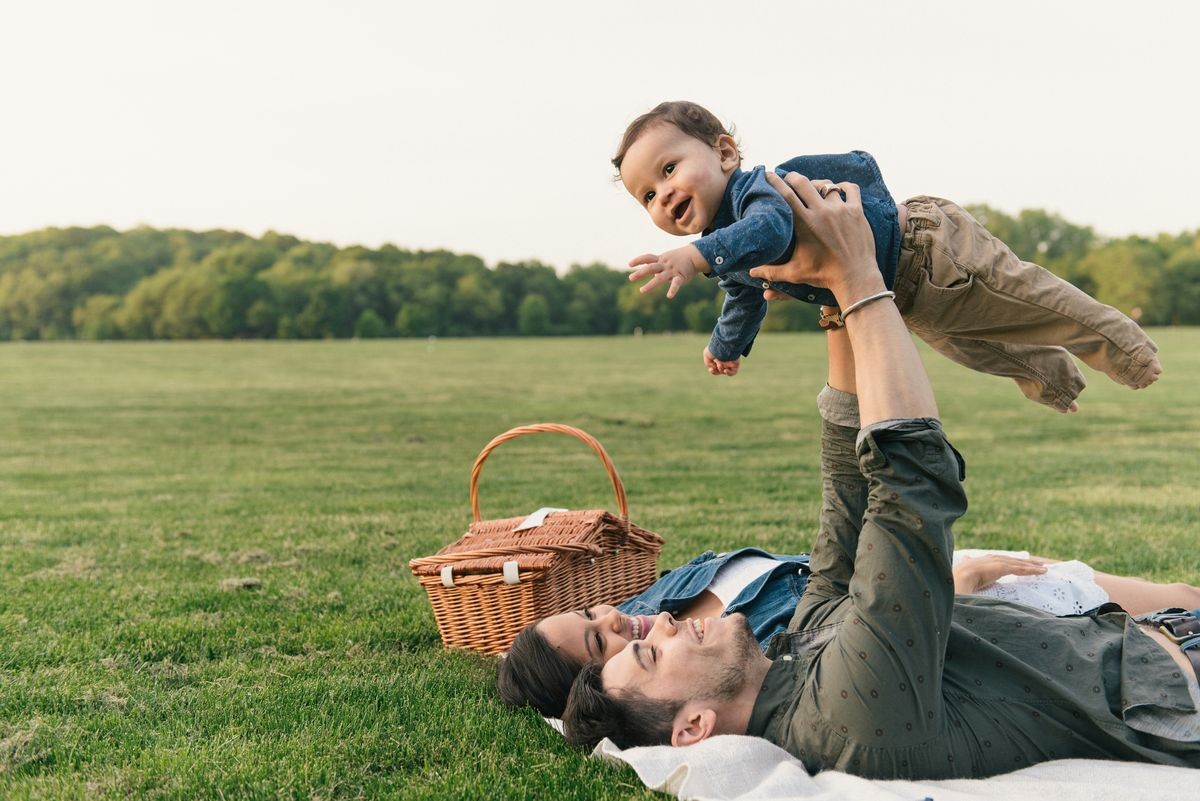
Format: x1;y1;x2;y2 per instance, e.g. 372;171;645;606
587;731;1197;801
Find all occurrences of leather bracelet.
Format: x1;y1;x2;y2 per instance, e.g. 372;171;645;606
839;290;896;321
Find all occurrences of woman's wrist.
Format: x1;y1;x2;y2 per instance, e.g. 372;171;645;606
830;273;888;310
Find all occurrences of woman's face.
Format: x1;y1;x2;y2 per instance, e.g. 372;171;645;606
535;606;659;666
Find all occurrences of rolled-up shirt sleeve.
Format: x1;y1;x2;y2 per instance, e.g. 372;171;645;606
796;418;968;756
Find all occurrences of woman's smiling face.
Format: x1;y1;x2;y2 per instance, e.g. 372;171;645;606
536;605;659;666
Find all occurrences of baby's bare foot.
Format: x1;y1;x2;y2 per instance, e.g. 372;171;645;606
1058;400;1080;414
1128;354;1162;389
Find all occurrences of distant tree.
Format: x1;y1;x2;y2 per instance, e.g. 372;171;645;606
563;263;623;334
245;299;279;338
115;265;189;339
450;272;504;335
72;294;122;340
354;308;388;338
616;281;661;333
330;251;385;315
204;268;271;337
517;293;552;335
395;304;434;337
394;278;451;337
0;266;71;339
1155;251;1200;325
296;285;353;339
683;294;721;333
276;315;298;339
1074;238;1164;322
492;261;568;334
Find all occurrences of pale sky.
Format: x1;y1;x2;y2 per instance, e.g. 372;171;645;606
2;0;1197;272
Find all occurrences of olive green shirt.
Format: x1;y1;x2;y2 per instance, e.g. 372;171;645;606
746;415;1200;779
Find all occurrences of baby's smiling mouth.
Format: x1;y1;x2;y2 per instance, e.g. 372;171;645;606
673;197;691;222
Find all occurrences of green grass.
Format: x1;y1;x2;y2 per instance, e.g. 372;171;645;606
1;330;1197;799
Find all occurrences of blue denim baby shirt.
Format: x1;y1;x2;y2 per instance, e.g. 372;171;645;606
695;151;901;361
618;548;810;650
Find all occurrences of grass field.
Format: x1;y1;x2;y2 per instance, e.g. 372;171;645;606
1;330;1197;800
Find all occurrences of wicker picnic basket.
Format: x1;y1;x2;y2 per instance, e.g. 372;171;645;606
409;423;663;655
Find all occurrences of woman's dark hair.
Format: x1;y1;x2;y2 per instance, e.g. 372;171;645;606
495;623;583;718
561;661;682;750
611;100;741;174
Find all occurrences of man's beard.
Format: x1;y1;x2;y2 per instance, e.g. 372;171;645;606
704;615;760;701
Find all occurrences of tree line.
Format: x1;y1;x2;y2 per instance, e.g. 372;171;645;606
0;207;1197;342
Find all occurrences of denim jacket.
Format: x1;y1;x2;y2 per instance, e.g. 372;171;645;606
694;152;901;361
618;548;810;650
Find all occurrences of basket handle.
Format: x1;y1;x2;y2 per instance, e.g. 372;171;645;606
469;423;628;522
409;540;604;568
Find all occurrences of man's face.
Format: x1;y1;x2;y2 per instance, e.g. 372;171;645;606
619;123;738;236
600;612;761;706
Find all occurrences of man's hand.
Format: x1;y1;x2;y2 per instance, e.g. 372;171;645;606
628;245;709;299
952;554;1048;595
749;173;880;307
703;347;740;376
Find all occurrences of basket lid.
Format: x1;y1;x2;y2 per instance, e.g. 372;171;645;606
409;509;661;578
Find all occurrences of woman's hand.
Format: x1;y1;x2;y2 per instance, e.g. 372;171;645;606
753;170;935;425
749;173;882;307
952;555;1048;595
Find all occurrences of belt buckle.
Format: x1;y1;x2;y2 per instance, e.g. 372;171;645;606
1159;624;1190;644
1157;614;1198;643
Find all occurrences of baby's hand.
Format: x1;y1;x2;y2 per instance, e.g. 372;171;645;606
628;245;709;299
703;347;740;377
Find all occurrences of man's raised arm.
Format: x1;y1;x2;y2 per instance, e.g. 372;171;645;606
750;175;964;769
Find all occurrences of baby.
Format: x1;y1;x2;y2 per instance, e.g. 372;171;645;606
615;101;1161;410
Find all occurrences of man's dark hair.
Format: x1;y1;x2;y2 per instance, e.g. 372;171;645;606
495;624;582;719
611;100;741;173
561;661;684;750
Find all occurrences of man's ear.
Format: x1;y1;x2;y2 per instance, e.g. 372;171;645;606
716;134;740;173
671;704;717;747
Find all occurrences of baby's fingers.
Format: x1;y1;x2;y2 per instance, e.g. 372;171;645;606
638;272;670;294
666;274;686;299
628;253;660;268
628;262;664;282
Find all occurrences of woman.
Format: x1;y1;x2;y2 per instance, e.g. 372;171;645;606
498;543;1200;719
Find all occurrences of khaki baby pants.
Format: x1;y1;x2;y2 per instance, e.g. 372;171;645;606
893;197;1158;411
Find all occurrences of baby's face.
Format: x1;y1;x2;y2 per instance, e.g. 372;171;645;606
620;123;739;236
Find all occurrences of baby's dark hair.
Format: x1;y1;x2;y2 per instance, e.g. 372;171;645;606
495;623;583;719
612;101;741;174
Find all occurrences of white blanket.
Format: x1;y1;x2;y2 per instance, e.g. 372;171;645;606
591;734;1197;801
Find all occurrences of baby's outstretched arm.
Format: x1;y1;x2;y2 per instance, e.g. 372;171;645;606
628;244;709;299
